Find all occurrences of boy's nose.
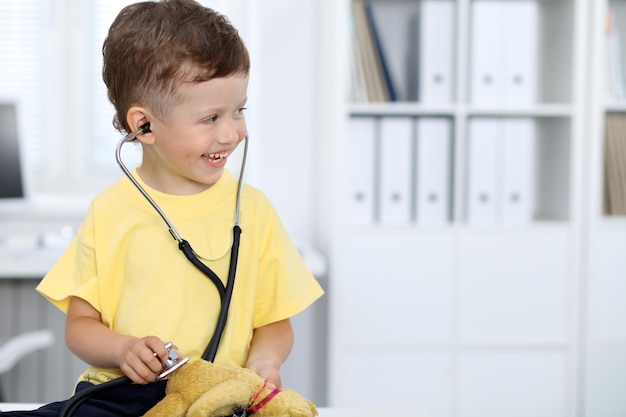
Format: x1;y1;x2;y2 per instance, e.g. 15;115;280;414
217;119;244;145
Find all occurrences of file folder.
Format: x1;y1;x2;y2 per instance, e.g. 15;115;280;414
502;1;538;105
470;1;504;105
471;0;538;105
419;0;455;104
500;118;536;224
467;118;499;226
379;117;413;225
415;117;451;226
347;117;377;225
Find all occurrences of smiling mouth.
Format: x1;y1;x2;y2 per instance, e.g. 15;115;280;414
203;151;229;162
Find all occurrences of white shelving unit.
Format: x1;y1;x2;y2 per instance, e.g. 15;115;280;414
317;0;589;416
585;0;626;416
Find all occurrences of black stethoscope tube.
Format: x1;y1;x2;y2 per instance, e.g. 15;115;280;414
57;375;132;417
178;239;226;299
202;224;241;362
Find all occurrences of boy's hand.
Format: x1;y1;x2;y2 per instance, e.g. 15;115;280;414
246;358;282;389
120;336;181;384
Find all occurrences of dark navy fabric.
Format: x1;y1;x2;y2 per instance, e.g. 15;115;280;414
0;380;167;417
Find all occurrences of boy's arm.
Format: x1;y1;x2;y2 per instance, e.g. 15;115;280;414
245;318;294;388
65;296;171;384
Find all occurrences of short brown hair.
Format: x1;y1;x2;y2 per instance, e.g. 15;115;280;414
102;0;250;133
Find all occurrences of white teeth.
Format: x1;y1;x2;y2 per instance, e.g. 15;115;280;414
206;152;228;160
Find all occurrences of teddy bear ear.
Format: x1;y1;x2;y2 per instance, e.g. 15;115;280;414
186;380;255;417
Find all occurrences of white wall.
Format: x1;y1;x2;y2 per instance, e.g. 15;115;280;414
238;1;329;405
237;0;320;244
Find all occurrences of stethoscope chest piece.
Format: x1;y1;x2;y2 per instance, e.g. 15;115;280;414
156;342;190;380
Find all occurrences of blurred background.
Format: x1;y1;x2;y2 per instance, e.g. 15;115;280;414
1;1;626;416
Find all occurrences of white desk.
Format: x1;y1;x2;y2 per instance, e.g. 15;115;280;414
0;221;326;279
0;218;75;279
0;403;43;411
0;404;429;416
318;409;430;417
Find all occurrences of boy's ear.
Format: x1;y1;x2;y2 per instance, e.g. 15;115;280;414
127;106;155;144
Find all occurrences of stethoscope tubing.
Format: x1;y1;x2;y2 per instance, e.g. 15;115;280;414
58;375;133;417
203;224;241;361
59;128;249;417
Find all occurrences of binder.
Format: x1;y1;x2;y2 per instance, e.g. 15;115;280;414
365;0;420;102
419;0;455;104
351;0;388;102
379;117;413;225
349;8;368;102
471;0;538;105
347;117;377;225
470;1;503;105
415;117;451;226
605;113;626;215
364;0;397;101
502;1;538;105
500;118;536;225
467;118;499;226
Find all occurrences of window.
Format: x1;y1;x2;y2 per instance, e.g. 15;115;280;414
1;1;139;199
0;0;51;179
0;1;242;202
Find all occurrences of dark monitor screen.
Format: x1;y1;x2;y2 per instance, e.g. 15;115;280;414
0;103;26;202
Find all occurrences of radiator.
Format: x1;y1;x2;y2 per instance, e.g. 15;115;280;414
0;278;86;403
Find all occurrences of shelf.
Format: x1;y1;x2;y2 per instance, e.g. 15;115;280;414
467;104;574;117
596;215;626;228
348;102;574;117
604;102;626;111
348;102;455;116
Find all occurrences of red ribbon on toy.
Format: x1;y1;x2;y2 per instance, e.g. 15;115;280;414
245;379;281;415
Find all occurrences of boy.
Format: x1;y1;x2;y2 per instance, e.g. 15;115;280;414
2;1;323;416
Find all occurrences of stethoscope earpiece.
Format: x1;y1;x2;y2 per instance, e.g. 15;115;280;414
139;122;151;134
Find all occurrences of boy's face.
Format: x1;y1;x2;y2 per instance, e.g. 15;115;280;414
138;73;249;195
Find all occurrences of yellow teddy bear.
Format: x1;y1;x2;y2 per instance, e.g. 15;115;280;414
143;359;318;417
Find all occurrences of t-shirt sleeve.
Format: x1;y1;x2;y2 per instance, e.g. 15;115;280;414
252;203;324;328
36;203;101;314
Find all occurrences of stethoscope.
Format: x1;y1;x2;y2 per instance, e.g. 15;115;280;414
59;122;249;417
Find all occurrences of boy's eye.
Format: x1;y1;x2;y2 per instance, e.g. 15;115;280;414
235;107;247;115
202;115;217;123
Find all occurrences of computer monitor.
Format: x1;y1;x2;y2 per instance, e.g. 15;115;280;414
0;102;28;211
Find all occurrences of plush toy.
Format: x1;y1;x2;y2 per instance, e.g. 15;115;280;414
143;359;318;417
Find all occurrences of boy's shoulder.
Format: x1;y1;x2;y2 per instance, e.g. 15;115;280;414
240;182;276;211
91;176;129;204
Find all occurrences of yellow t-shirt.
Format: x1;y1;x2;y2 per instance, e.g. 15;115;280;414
37;170;323;384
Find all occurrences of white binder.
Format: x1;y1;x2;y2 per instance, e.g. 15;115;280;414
467;118;499;226
502;1;538;105
415;117;451;226
470;1;504;105
379;117;413;226
346;117;376;225
419;0;455;104
500;118;536;225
